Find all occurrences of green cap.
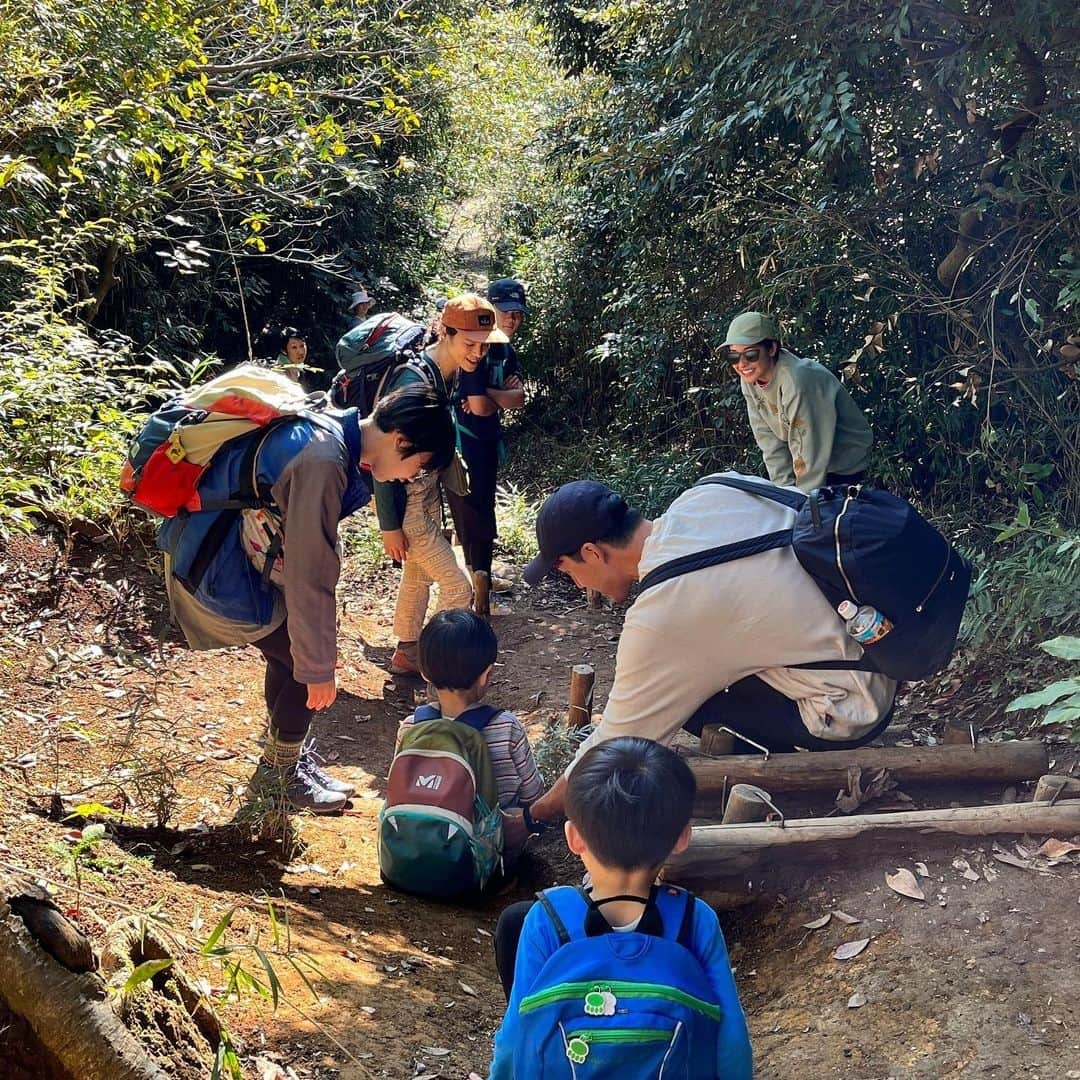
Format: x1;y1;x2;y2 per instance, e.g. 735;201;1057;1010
723;311;779;346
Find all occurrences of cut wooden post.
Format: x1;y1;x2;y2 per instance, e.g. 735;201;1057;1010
667;800;1080;880
1033;774;1080;803
689;740;1048;808
721;784;776;825
567;664;595;728
472;570;490;617
942;717;976;745
700;726;735;757
586;588;602;610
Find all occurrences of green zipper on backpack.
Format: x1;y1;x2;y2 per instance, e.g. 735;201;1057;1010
569;1028;671;1043
519;980;721;1020
563;1027;676;1065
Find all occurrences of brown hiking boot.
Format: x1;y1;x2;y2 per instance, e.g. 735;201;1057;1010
472;570;491;616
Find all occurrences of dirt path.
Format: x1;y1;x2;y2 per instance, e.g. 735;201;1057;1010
1;523;1079;1079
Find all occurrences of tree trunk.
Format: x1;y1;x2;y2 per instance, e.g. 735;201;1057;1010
0;899;168;1080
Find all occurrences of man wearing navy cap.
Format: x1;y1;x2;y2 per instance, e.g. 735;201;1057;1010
520;476;896;826
447;278;527;611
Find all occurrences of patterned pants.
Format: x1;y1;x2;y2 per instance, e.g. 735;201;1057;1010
392;473;473;642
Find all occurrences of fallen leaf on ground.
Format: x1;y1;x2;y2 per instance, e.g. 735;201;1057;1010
833;910;861;925
802;913;831;930
952;857;981;882
835;765;897;813
886;867;925;901
1036;838;1080;861
993;851;1032;871
834;938;870;961
423;1048;450;1057
914;862;930;878
847;992;867;1008
459;981;478;996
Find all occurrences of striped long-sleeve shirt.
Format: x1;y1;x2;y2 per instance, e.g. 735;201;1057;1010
396;704;544;810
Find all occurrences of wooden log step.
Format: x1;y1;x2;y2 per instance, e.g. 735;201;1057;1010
667;800;1080;881
690;739;1048;807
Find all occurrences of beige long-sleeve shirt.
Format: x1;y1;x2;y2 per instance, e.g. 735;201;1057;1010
741;349;873;492
568;474;896;772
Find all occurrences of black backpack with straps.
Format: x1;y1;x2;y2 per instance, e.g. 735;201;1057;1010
638;475;971;682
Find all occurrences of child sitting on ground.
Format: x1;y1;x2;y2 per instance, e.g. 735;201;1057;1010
486;736;753;1079
379;610;544;898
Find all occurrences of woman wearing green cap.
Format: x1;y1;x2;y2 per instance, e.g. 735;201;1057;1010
725;312;873;492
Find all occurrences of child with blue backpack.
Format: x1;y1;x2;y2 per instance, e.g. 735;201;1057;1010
487;736;753;1079
379;610;544;897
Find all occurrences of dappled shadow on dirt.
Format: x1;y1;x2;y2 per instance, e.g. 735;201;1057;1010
2;522;1079;1079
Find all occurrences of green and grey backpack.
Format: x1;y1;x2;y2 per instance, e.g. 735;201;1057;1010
379;704;503;898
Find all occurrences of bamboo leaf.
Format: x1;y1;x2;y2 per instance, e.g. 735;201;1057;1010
122;958;173;994
200;907;235;955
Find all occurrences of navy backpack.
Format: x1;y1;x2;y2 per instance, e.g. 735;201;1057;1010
638;475;971;682
514;885;725;1077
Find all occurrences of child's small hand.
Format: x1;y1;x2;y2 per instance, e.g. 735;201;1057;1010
501;808;529;854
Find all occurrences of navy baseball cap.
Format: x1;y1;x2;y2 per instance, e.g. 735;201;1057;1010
523;481;629;585
487;278;527;314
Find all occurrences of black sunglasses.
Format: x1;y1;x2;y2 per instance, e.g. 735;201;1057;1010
726;347;765;366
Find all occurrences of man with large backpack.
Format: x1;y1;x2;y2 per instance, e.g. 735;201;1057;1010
519;473;970;826
372;293;509;676
136;372;455;813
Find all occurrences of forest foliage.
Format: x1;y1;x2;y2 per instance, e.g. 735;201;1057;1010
0;0;474;531
514;0;1079;525
1;0;1078;645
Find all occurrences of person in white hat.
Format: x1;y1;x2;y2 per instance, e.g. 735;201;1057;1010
724;311;873;493
346;287;375;328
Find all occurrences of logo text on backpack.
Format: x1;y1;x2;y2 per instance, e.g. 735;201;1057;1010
415;773;443;791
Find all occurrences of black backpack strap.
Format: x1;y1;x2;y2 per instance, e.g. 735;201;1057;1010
792;658;877;671
692;474;808;511
639;529;793;592
675;888;697;948
535;890;571;947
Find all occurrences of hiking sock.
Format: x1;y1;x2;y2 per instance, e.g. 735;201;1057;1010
261;727;303;769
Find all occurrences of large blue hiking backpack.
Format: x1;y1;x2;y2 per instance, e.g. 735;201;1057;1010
639;474;971;682
330;312;426;415
379;704;503;899
514;885;724;1077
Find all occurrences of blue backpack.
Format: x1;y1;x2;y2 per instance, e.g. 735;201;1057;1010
514;885;724;1077
638;475;971;682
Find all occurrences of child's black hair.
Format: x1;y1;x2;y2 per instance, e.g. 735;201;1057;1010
372;384;455;472
418;609;498;690
566;737;696;871
280;326;304;347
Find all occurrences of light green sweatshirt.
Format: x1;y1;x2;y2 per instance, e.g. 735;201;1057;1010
740;349;873;492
